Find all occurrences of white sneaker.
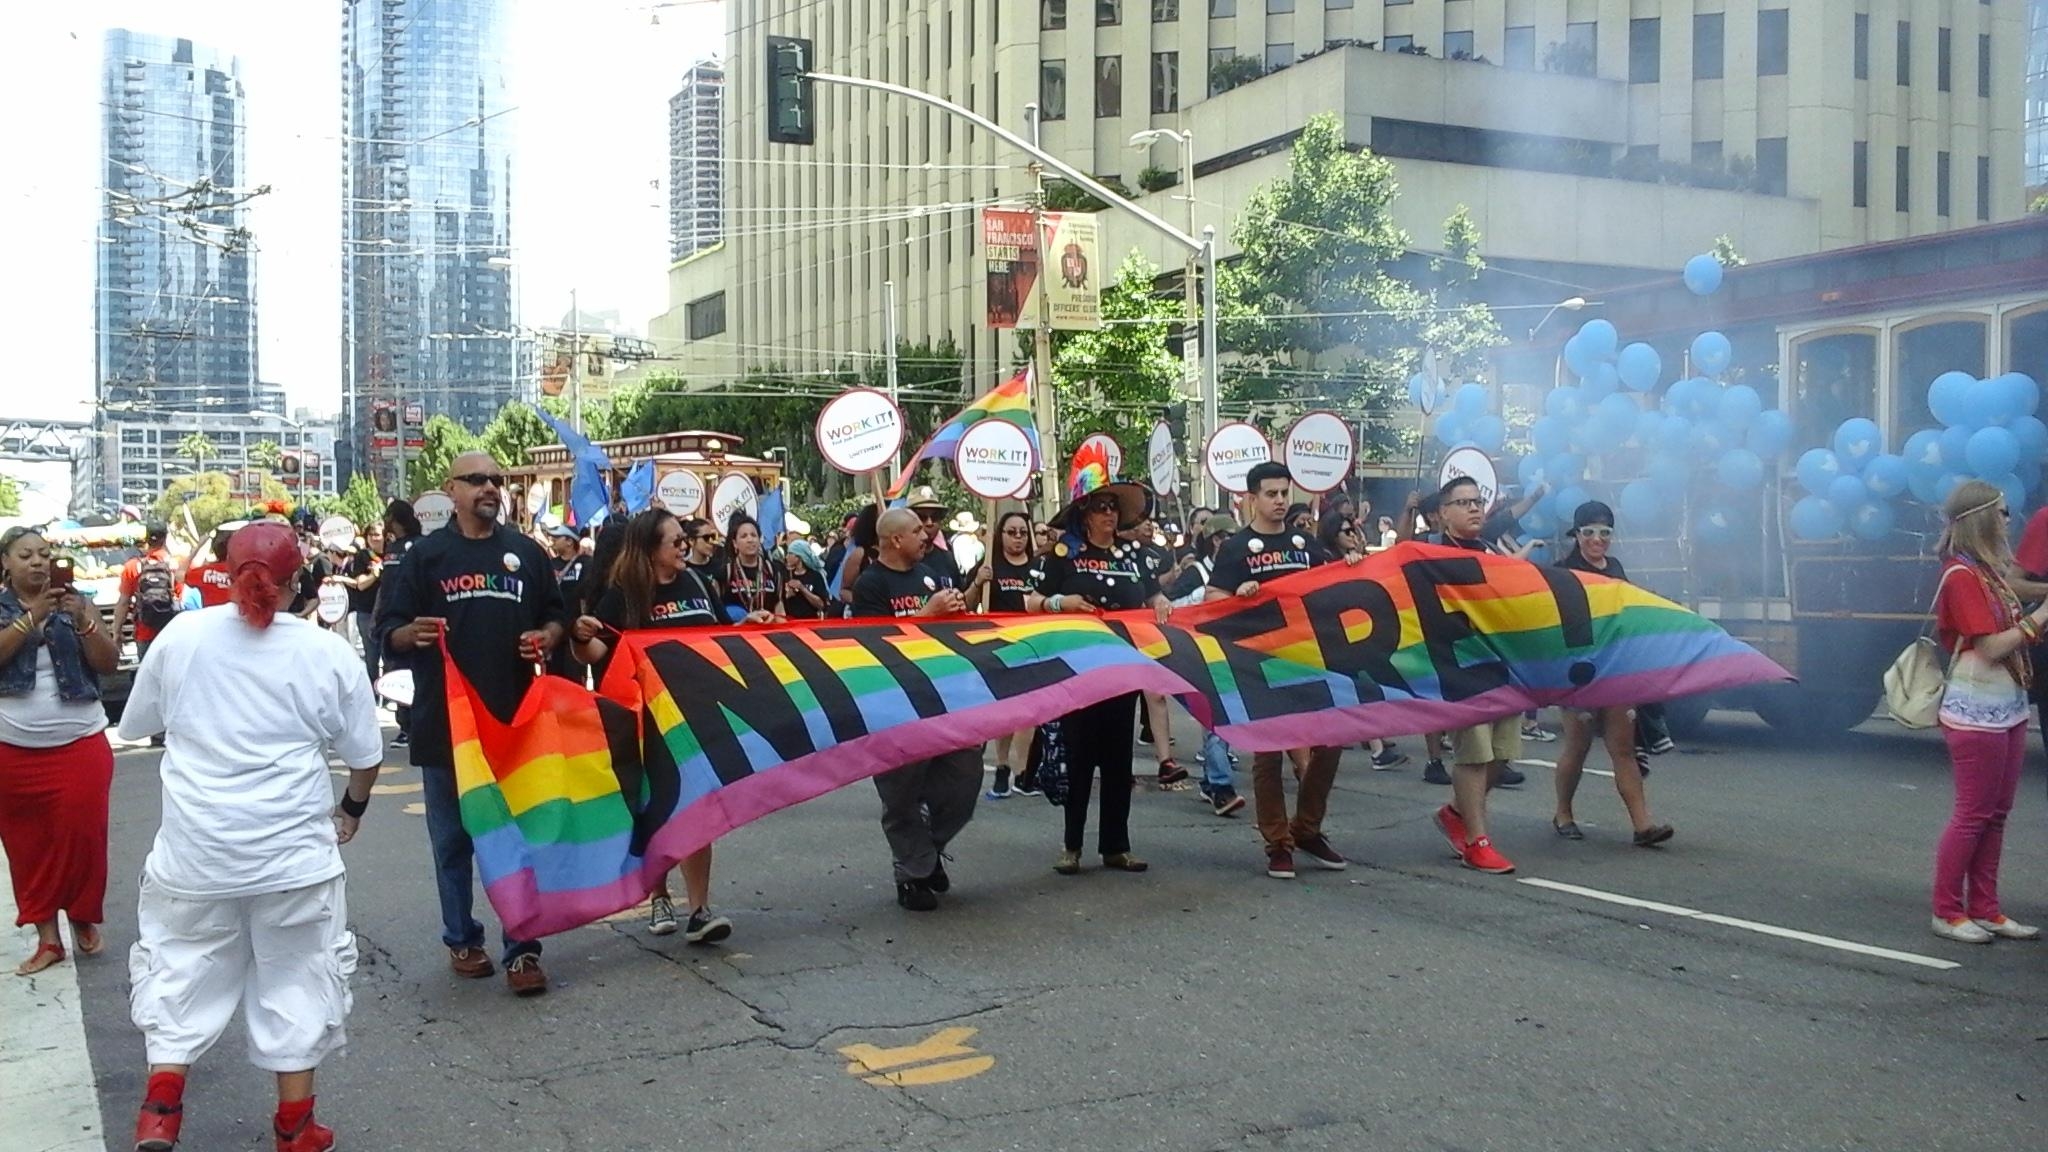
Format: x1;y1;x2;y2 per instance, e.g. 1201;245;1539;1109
1971;916;2042;940
1930;916;1994;944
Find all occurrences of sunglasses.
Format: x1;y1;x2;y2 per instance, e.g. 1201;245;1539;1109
1002;528;1029;537
1576;525;1614;540
451;472;507;488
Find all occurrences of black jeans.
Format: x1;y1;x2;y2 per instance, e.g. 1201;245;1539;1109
1061;692;1138;855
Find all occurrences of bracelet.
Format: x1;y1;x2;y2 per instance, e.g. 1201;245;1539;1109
1047;595;1064;614
10;616;29;635
339;793;369;818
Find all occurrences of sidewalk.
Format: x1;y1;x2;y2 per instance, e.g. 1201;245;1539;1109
0;844;105;1152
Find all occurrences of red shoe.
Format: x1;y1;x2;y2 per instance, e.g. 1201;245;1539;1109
134;1072;184;1152
1459;836;1516;874
1433;804;1468;859
275;1113;335;1152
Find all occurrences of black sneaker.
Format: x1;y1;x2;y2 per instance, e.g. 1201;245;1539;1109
393;731;410;748
1422;758;1451;785
684;907;732;944
928;859;951;894
1496;765;1526;788
1370;749;1409;771
1648;735;1676;755
1013;772;1042;797
1210;788;1246;817
896;879;938;912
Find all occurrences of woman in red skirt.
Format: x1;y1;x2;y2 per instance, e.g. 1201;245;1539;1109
0;526;120;975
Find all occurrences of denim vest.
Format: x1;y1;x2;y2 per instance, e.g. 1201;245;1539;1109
0;588;102;702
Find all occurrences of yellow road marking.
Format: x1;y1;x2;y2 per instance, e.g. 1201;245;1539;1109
839;1026;995;1086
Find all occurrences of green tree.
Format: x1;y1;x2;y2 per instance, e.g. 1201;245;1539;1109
176;431;218;472
1218;114;1502;461
152;471;286;541
405;415;482;495
327;472;386;531
479;401;564;469
1036;250;1181;460
1043;176;1135;214
246;439;284;473
0;473;20;517
1208;55;1268;95
1712;233;1747;267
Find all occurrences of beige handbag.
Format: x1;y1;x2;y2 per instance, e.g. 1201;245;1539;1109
1884;568;1963;729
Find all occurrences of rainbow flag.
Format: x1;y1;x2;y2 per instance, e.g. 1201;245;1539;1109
451;543;1787;938
886;365;1039;498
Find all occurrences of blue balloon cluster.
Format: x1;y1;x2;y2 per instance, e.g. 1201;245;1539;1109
1886;372;2047;528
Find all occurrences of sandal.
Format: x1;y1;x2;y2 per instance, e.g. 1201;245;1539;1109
15;941;65;976
73;924;104;956
1632;824;1675;848
1553;820;1584;840
1102;852;1150;872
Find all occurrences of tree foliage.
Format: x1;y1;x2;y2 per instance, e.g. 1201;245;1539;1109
405;415;481;496
1712;233;1747;268
246;439;283;472
176;431;218;469
478;400;564;469
0;473;20;518
319;472;387;531
152;470;287;541
1035;250;1182;463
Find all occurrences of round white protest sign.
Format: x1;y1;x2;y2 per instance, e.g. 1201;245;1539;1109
1204;421;1273;494
315;582;350;625
414;491;454;535
815;388;906;474
1077;433;1123;478
524;482;548;516
656;469;704;516
317;515;357;552
955;419;1037;500
1439;446;1500;507
1147;421;1180;496
1283;411;1356;494
708;472;758;534
375;668;415;707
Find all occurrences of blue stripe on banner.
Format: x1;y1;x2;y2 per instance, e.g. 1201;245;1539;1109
473;823;639;893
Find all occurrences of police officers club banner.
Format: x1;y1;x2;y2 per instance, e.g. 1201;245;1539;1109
448;543;1786;938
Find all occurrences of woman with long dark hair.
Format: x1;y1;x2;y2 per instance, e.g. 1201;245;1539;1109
376;500;424;746
572;510;732;944
981;510;1040;799
0;527;119;975
723;512;782;624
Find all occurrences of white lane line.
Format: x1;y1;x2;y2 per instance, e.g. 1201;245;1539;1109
0;846;106;1151
1516;877;1962;972
1514;757;1614;778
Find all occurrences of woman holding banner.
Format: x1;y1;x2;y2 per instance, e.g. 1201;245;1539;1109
572;510;734;945
981;511;1039;800
1026;483;1172;875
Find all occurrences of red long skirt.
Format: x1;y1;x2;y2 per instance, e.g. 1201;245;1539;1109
0;733;114;926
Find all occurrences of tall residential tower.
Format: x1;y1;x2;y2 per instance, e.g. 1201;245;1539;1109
670;57;726;262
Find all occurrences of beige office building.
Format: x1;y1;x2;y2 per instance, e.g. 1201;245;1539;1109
652;0;2027;388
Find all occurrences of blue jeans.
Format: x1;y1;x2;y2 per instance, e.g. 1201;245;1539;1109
420;764;539;964
1199;731;1236;796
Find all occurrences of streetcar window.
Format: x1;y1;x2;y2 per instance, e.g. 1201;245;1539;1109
1894;318;1988;435
1791;330;1878;450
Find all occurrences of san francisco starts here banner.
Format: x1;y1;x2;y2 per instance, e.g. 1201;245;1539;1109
449;543;1787;938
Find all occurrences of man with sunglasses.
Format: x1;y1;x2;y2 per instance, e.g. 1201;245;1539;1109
905;487;965;590
379;452;567;997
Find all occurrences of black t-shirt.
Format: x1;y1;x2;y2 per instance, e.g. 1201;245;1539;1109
1439;532;1488;553
850;560;951;619
1556;550;1628;583
594;569;720;631
376;525;567;766
986;556;1035;613
780;567;831;620
724;558;783;619
1207;526;1331;594
1033;538;1159;611
553;552;586;608
920;543;964;590
344;548;379;613
291;554;334;615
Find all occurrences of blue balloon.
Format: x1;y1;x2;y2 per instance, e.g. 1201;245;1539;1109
1684;254;1724;297
1434;413;1465;447
1519;507;1557;540
1581;408;1629;456
1789;496;1844;541
2006;373;2041;418
1545;387;1586;422
1935;472;1966;504
1680;377;1721;421
1827;473;1869;510
1554;485;1592;521
1908;465;1943;504
1619;480;1665;529
1966;426;2021;477
1468;413;1506;455
1691;331;1733;377
1832;417;1883;470
1547;454;1586;488
1648;451;1693;495
1717;448;1766;491
1996;472;2028;515
1453;382;1489;418
1655;415;1695;457
1849;500;1896;542
1695;506;1737;546
1938;425;1976;473
1902;427;1946;471
1582;362;1621;402
1796;448;1843;496
2021;458;2044;495
1635;409;1667;447
1747;409;1794;458
1690;420;1737;462
1618;343;1662;392
1864;454;1910;498
1719;384;1764;430
1929;370;1976;427
1530;415;1571;457
1578;319;1620;359
2012;415;2048;459
1516;453;1548;490
1963;378;2011;428
1564;333;1602;381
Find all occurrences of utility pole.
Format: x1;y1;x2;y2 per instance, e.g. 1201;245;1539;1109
568;287;584;434
1025;103;1060;522
883;279;903;473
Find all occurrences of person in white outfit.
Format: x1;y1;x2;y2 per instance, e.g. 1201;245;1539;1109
118;521;384;1152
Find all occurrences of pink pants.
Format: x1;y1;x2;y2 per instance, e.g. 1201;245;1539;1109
1933;722;2028;922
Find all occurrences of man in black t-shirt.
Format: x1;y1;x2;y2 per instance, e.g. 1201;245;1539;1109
545;526;587;679
1206;462;1346;880
905;486;964;589
380;452;567;996
849;507;980;913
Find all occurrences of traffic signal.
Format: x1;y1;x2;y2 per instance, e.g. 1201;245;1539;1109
766;36;814;146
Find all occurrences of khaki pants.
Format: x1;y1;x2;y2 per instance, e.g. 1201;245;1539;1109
1251;746;1341;853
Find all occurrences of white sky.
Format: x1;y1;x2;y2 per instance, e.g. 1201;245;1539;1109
2;0;723;425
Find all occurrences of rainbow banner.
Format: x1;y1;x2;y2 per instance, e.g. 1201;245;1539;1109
886;365;1038;498
450;543;1787;938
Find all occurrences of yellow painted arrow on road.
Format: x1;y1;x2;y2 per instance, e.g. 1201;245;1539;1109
839;1027;994;1086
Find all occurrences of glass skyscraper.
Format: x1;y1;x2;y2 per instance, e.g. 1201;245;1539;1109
97;30;258;416
341;0;515;488
2031;1;2048;187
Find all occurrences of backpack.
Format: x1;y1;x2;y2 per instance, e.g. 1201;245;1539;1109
1883;566;1963;729
134;556;180;632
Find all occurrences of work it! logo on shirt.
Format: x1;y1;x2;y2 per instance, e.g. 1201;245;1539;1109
438;571;526;603
886;594;928;616
652;596;713;622
1244;536;1313;576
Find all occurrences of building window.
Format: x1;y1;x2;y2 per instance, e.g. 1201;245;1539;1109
1756;136;1787;195
1095;55;1122;117
1326;0;1352;8
1978;156;1992;220
1692;140;1723;167
1896;145;1910;211
1267;0;1293;12
1040;60;1067;119
686;292;725;341
1980;34;1992;98
1757;9;1788;77
1267;41;1297;69
1209;0;1233;14
1043;0;1066;30
1853;141;1869;208
1937;27;1951;92
1505;26;1535;71
1208;45;1236;96
1564;22;1596;73
1694;13;1724;80
1151;51;1179;113
1098;0;1120;25
1937;151;1952;216
1152;0;1178;21
1383;36;1413;53
1444;30;1474;60
1629;18;1660;84
1897;22;1910;86
1855;15;1870;80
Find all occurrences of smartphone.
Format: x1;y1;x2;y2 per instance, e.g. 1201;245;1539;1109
51;557;75;589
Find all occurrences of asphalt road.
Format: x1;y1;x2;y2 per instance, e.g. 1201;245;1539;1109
18;706;2048;1151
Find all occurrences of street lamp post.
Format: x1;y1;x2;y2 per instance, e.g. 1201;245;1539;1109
1129;127;1207;502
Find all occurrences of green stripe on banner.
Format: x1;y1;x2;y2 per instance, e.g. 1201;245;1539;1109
460;786;636;844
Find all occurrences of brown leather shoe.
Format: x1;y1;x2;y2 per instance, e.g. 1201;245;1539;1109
505;953;548;997
448;946;495;979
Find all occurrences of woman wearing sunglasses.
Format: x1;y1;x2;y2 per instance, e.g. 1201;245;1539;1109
572;510;733;945
1549;502;1673;848
977;511;1043;799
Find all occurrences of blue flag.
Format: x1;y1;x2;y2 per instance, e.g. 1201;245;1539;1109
757;487;786;544
620;459;655;513
536;407;613;529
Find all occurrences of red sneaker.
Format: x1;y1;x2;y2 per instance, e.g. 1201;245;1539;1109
1433;804;1468;859
275;1113;335;1152
134;1101;182;1152
1460;836;1516;874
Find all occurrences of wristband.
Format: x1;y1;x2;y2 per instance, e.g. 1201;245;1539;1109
339;793;369;819
1047;595;1064;614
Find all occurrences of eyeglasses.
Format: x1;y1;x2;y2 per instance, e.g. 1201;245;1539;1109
1002;528;1029;537
1576;526;1614;540
689;532;716;542
1444;497;1485;510
1084;500;1118;513
450;472;506;488
916;510;942;522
